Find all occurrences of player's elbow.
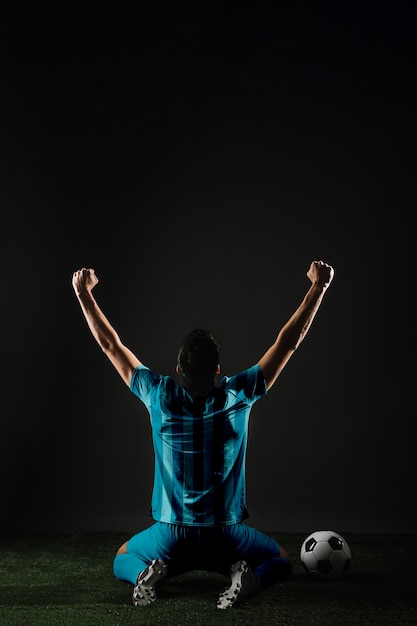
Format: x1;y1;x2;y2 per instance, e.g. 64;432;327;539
98;336;119;356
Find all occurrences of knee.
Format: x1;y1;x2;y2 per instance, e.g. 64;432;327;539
280;546;289;560
115;541;128;557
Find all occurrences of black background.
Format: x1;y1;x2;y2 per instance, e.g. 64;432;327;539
0;1;414;535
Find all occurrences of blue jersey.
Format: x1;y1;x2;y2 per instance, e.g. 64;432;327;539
130;364;267;526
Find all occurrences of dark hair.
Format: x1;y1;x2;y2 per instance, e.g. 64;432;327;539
177;328;220;390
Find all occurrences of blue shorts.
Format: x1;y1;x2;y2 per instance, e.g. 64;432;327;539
126;521;282;578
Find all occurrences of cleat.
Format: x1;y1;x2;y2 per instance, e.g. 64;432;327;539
132;558;168;607
217;559;261;609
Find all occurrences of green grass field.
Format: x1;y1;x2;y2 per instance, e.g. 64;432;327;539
0;531;416;625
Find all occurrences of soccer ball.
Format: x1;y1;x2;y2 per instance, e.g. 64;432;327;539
300;530;352;580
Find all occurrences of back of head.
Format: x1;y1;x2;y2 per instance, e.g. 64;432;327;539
177;328;220;394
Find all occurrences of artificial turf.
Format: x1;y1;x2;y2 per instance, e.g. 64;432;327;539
0;531;415;625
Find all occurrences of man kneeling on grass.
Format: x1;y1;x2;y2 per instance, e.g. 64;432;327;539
72;260;334;609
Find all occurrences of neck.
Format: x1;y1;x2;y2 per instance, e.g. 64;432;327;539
183;378;215;397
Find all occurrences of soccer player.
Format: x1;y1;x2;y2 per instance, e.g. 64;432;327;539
72;259;334;608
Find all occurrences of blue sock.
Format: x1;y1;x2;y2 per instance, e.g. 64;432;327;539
253;557;292;589
113;553;148;585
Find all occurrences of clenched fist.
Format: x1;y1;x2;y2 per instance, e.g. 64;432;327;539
72;267;99;295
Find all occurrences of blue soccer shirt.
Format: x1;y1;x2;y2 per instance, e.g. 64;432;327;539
130;364;267;526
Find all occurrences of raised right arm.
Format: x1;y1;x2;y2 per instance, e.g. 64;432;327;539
72;268;141;387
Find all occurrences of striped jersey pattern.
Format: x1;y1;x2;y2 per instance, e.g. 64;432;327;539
130;364;267;526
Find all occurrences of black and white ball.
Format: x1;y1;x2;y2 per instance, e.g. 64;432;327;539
300;530;352;580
